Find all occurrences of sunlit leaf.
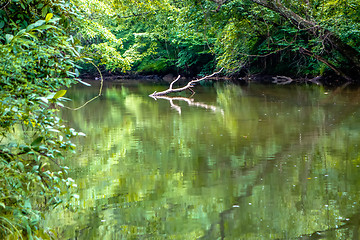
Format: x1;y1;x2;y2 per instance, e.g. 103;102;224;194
16;29;26;36
36;25;56;30
39;97;49;104
45;13;53;22
5;34;13;44
53;90;67;99
17;162;24;171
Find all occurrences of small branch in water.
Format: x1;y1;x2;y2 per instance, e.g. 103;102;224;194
149;68;223;97
306;76;322;85
272;76;293;85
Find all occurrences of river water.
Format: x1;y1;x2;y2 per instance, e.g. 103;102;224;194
46;80;360;239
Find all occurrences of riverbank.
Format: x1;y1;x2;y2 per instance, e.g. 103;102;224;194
80;71;352;87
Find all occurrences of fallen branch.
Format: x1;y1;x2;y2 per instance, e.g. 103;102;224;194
306;76;322;85
149;68;223;97
272;75;293;85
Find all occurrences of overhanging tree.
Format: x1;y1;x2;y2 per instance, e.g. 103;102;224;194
206;0;360;79
249;0;360;79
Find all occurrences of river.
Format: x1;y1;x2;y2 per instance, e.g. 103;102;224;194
45;80;360;239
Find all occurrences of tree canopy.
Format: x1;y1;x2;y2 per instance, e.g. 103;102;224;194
71;0;360;79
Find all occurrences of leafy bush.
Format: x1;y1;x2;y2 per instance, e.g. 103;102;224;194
0;0;83;238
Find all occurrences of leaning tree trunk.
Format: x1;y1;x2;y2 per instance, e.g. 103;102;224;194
250;0;360;79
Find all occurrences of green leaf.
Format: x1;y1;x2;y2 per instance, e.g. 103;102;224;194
38;96;49;104
22;146;31;153
24;199;32;210
17;162;25;171
48;128;60;133
48;17;61;23
31;137;44;147
53;90;67;99
45;13;53;22
42;6;49;18
5;34;13;44
46;92;56;99
26;20;45;31
0;21;5;29
32;165;39;173
16;29;26;36
36;25;56;30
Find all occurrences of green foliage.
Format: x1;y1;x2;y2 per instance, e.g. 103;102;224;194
200;0;360;77
71;0;136;72
1;0;360;234
75;0;360;78
69;0;217;75
0;0;83;238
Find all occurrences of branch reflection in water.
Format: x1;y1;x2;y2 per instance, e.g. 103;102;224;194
150;95;224;115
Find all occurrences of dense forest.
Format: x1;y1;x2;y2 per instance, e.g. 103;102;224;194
70;0;360;80
1;0;360;238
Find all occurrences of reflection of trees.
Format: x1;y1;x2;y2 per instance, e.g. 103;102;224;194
47;83;360;239
200;127;325;239
295;211;360;240
200;85;360;239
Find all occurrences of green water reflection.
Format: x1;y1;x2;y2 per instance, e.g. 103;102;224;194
47;81;360;239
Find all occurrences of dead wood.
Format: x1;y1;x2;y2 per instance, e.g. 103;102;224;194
272;76;293;85
306;76;322;85
149;68;223;97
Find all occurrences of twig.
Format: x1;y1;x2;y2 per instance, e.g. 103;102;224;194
0;1;10;10
64;62;103;111
272;76;293;85
307;76;322;85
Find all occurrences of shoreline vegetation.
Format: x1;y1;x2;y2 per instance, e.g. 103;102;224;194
81;72;352;87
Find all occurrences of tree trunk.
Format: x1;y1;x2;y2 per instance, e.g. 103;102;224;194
250;0;360;78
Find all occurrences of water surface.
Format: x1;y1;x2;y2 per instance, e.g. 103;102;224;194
47;81;360;239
